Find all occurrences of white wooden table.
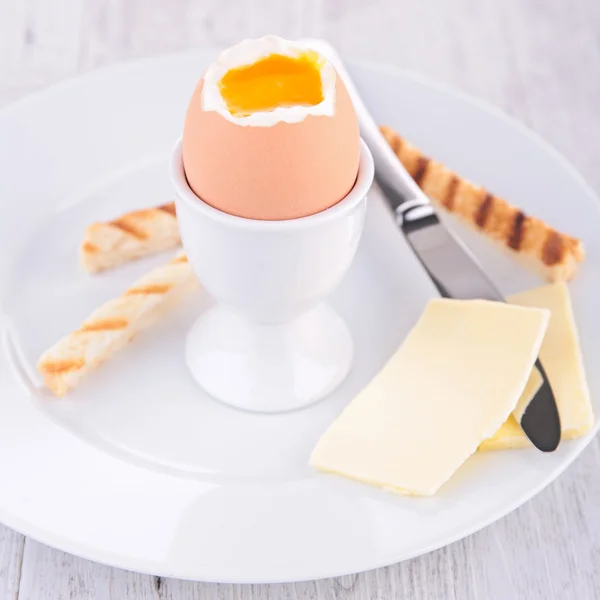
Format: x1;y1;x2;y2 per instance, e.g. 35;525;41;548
1;1;599;598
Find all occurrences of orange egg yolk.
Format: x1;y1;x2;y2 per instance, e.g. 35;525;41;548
218;52;325;116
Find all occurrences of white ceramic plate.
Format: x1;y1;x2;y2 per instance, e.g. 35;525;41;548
0;50;599;584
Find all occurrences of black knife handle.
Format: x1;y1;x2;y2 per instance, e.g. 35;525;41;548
522;359;562;452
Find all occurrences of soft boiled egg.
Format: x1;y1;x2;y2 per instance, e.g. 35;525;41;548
182;36;360;221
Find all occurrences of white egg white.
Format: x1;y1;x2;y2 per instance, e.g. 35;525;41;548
201;35;336;127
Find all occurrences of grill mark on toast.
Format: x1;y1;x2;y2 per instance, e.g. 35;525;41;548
126;284;172;295
159;202;177;216
110;218;148;240
412;156;430;186
79;318;129;332
443;175;459;210
508;211;526;250
475;193;494;228
542;231;564;265
82;241;99;254
41;358;85;374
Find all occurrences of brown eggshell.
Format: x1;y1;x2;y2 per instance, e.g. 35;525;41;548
182;75;360;221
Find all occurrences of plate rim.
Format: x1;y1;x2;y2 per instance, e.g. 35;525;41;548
0;50;599;583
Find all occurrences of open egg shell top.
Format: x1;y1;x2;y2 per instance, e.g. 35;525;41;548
182;36;361;221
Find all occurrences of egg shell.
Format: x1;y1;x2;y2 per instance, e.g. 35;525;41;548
182;75;360;221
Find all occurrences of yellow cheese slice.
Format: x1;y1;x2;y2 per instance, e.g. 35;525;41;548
512;367;543;423
480;283;594;451
310;299;549;496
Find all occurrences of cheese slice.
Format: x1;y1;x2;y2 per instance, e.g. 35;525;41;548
310;299;549;496
480;283;594;451
512;367;543;423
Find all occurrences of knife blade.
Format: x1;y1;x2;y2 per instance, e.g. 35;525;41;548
302;38;562;452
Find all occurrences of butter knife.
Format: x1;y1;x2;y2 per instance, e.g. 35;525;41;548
307;39;562;452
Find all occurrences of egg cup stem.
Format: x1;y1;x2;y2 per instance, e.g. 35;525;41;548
184;304;353;413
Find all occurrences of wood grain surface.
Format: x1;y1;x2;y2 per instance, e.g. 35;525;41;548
1;0;599;598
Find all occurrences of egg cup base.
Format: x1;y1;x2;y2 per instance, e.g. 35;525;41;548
184;303;353;413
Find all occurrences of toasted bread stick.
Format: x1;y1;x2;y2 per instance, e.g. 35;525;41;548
379;126;584;281
38;252;196;396
81;202;180;273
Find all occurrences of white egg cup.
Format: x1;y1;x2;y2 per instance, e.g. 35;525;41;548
170;138;374;413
